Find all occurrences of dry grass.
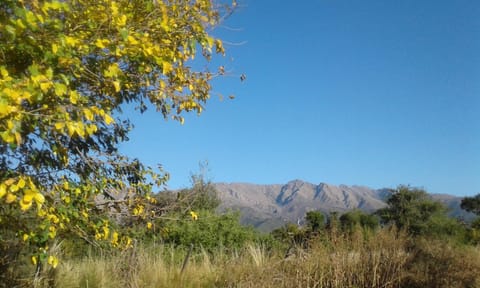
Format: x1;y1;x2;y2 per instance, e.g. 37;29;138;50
404;238;480;288
216;228;410;288
26;228;480;288
53;245;219;288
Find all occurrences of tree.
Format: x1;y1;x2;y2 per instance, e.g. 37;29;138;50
339;210;379;232
0;0;232;269
460;194;480;244
461;194;480;216
177;162;220;211
305;210;325;232
377;186;460;237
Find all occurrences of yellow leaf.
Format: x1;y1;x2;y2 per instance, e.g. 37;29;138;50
4;178;15;186
14;132;22;145
33;193;45;204
66;122;75;136
190;211;198;221
65;36;78;47
117;15;127;27
104;114;114;125
69;91;79;104
76;122;85;138
144;47;153;56
110;2;119;15
40;82;51;93
20;197;33;211
102;226;110;240
162;62;173;74
0;67;9;78
48;227;56;239
95;39;106;49
0;132;13;143
54;122;65;130
206;36;214;48
127;35;139;45
52;43;58;54
9;183;19;192
47;256;58;268
63;196;71;204
5;193;16;204
113;80;121;92
0;184;6;198
17;178;26;189
105;63;121;78
25;11;38;28
86;124;97;135
215;39;224;54
83;108;93;121
111;232;119;246
54;83;67;96
31;256;38;266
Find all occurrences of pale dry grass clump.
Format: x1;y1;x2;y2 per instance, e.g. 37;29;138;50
34;228;480;288
404;238;480;288
55;255;123;288
54;245;220;288
216;228;410;288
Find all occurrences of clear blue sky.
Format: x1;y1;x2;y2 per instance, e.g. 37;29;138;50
119;0;480;196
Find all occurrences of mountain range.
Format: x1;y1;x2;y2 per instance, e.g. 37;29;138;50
213;180;474;232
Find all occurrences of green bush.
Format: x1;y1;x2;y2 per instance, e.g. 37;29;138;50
340;210;380;232
158;210;258;252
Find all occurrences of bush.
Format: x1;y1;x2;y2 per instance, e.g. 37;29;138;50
340;210;380;232
404;237;480;287
158;211;258;252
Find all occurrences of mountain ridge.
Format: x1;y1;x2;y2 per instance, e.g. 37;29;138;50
213;180;474;232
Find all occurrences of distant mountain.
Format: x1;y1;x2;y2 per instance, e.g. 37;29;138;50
214;180;475;232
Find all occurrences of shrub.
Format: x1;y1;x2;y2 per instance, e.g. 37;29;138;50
404;237;480;287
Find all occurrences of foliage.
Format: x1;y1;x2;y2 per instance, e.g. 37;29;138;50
404;237;480;288
339;209;379;232
305;210;325;232
118;176;258;253
271;222;307;247
156;210;257;252
376;186;461;237
176;173;221;212
461;194;480;216
0;0;231;272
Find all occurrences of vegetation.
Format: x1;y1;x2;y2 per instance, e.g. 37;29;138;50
461;194;480;216
1;1;479;287
376;186;466;239
0;0;232;280
3;177;480;287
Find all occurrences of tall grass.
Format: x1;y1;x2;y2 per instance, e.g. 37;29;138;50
53;245;219;288
216;228;410;288
28;227;480;288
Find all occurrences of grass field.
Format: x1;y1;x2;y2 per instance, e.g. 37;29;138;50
25;228;480;288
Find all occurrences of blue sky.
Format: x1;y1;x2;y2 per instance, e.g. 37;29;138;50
120;0;480;196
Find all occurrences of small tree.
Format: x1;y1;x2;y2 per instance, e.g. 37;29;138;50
305;210;325;232
461;194;480;216
377;186;461;237
178;163;220;212
460;194;480;244
339;210;379;232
